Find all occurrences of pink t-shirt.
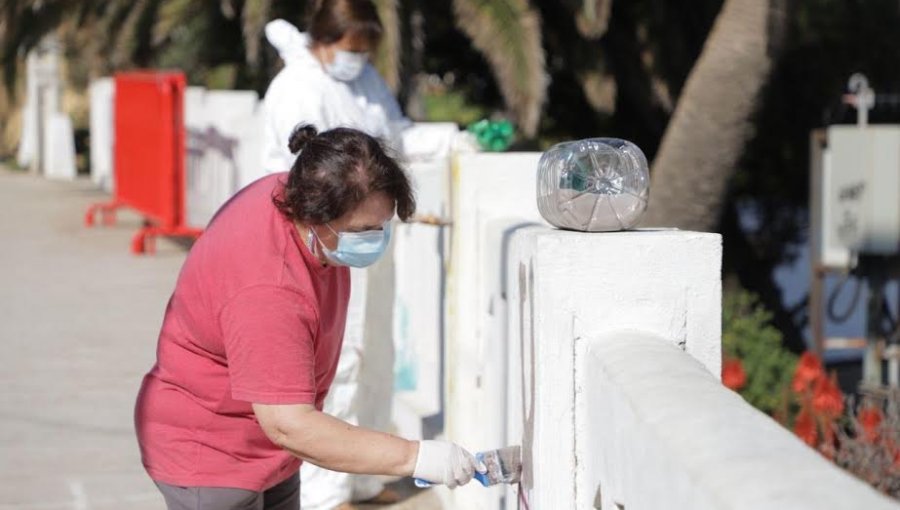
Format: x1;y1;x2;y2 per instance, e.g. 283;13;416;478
135;173;350;491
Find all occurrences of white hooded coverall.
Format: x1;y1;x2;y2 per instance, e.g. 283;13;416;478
261;19;409;509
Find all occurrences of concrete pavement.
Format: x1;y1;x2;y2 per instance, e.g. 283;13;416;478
0;169;184;509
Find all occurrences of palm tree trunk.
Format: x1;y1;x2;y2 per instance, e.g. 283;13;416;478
372;0;401;94
642;0;787;231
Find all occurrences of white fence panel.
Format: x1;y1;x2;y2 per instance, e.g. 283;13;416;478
184;88;264;228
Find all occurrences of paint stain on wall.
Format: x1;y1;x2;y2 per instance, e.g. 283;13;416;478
518;260;537;495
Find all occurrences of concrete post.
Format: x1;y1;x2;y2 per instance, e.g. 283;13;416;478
504;228;722;509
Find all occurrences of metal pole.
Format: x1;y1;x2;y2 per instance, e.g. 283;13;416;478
863;267;885;389
809;130;827;356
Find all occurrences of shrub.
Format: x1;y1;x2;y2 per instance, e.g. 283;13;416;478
722;290;798;414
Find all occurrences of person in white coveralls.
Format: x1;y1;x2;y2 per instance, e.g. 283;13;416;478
261;1;410;508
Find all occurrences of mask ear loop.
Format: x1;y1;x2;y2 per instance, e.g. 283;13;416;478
324;222;341;238
306;224;327;260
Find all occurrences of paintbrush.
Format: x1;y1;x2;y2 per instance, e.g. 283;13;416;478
414;445;522;488
473;445;522;486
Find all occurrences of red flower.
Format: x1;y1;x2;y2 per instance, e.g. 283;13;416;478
811;373;844;419
794;407;818;446
722;357;747;390
792;351;824;394
857;405;883;443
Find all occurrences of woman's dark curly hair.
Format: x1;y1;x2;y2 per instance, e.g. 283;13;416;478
307;0;383;48
273;124;415;224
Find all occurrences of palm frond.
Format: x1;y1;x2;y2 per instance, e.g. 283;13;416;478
1;0;73;91
111;0;156;68
452;0;547;137
372;0;401;93
575;0;612;39
241;0;271;68
153;0;196;46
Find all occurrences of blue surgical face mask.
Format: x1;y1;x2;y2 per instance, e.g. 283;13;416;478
326;50;367;82
313;222;391;268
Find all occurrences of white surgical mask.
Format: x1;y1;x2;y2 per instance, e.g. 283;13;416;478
310;222;391;268
325;50;367;82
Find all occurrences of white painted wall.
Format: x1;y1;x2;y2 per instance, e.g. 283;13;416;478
89;78;115;192
401;122;459;219
392;222;446;441
443;152;547;509
183;87;265;228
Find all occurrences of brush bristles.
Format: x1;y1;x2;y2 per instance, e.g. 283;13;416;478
479;445;522;485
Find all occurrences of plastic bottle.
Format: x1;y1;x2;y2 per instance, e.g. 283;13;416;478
537;138;650;231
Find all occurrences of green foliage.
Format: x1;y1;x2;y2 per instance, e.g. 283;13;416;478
723;290;798;414
422;89;488;126
205;64;239;90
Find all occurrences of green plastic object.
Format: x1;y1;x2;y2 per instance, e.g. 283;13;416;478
467;119;515;152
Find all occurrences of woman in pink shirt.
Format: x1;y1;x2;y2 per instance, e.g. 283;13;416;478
135;125;481;510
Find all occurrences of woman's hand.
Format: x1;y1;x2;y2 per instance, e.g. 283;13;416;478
413;440;483;489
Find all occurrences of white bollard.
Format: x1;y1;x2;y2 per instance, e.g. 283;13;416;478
89;78;115;191
43;113;77;181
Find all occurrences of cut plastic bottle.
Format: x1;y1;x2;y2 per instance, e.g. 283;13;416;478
537;138;650;232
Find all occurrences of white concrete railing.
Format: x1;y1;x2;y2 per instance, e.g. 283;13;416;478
443;225;897;509
499;228;722;510
579;330;898;510
437;150;898;509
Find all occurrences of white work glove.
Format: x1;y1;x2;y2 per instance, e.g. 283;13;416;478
413;440;483;489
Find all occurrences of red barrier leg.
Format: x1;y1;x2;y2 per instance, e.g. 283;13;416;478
130;224;202;255
131;230;147;255
85;201;122;228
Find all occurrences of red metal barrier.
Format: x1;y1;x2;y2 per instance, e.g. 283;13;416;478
85;71;201;254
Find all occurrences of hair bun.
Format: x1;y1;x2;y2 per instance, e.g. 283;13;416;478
288;124;319;154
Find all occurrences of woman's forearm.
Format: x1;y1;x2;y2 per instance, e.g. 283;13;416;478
254;403;419;476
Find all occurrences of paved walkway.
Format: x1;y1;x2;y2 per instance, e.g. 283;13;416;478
0;169;185;509
0;169;439;510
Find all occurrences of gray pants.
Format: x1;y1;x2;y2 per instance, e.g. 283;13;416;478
155;473;300;510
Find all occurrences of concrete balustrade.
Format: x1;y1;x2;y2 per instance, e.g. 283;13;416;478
496;227;897;509
502;228;722;509
579;330;898;510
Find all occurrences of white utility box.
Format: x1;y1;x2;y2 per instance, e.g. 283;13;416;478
825;125;900;256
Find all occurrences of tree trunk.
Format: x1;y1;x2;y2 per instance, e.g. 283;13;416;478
642;0;786;231
372;0;401;94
